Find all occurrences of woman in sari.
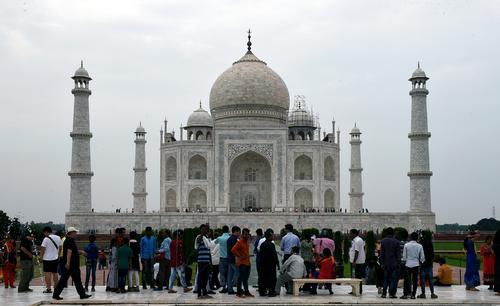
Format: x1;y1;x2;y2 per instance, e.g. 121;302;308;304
491;230;500;296
106;238;119;292
464;231;480;291
480;236;495;290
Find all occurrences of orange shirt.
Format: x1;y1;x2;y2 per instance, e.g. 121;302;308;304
231;238;250;267
437;264;452;285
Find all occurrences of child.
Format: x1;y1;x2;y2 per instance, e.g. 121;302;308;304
311;248;335;295
128;231;141;292
117;238;132;293
98;250;107;270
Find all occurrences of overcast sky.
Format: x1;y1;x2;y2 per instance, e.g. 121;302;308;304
1;0;499;225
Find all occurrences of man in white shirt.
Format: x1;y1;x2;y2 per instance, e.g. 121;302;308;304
349;229;366;294
401;232;425;299
40;226;62;294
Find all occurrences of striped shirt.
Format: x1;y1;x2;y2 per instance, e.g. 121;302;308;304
196;236;212;264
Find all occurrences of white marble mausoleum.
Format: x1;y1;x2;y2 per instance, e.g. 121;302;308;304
65;33;436;233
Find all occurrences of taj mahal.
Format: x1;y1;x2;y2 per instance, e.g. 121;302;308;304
65;32;436;233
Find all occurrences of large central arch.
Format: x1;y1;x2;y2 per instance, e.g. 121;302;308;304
229;151;272;212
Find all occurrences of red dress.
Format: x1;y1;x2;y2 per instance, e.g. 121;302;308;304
318;256;335;279
480;244;495;285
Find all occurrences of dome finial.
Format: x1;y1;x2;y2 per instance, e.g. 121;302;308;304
418;61;420;69
81;60;83;68
199;100;202;109
247;29;252;52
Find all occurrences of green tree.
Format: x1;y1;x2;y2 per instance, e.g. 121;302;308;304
9;217;22;240
365;230;376;260
334;231;342;262
0;210;10;240
301;228;319;239
342;234;351;264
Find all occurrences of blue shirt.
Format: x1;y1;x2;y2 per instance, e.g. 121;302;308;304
280;232;300;255
140;235;157;260
227;234;238;263
84;242;99;261
215;233;230;259
159;237;171;260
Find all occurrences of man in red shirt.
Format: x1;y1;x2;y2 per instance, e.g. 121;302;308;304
167;230;192;293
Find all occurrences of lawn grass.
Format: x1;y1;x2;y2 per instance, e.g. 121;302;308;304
434;241;481;251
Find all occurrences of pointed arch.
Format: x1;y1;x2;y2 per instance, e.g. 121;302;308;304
166;189;177;212
188;188;207;212
294;188;313;211
324;189;335;209
294;155;312;180
188;154;207;179
195;130;204;140
229;151;271;212
206;131;212;141
165;156;177;181
324;156;335;181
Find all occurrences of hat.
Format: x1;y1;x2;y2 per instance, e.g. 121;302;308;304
67;226;79;233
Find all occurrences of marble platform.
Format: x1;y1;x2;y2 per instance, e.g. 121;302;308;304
2;285;500;306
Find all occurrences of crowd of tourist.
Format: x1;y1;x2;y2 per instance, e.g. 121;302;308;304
2;225;500;301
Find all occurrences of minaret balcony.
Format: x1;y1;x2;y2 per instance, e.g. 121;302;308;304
407;170;433;177
71;88;92;95
409;88;429;95
68;170;94;177
408;132;431;139
70;132;93;138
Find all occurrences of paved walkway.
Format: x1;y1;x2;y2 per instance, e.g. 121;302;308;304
2;285;500;306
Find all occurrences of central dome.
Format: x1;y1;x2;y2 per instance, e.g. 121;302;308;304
209;50;290;125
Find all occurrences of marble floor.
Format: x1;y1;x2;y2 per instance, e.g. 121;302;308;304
2;285;500;306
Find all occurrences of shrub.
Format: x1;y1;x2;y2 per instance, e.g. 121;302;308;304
334;231;342;262
365;230;376;259
301;228;320;239
343;234;351;264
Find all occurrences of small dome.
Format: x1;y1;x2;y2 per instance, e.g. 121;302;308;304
187;105;213;127
135;123;145;133
350;124;361;134
73;61;91;79
288;108;314;127
410;63;428;80
411;67;426;78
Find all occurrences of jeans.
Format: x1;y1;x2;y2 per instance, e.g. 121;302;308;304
169;266;188;289
53;267;86;298
210;264;220;289
405;266;419;296
382;265;399;296
275;271;293;294
18;260;34;292
237;264;250;294
141;258;154;287
85;259;97;289
57;257;68;288
128;269;140;287
352;263;365;294
197;262;210;296
227;262;239;293
157;259;170;288
118;268;128;290
219;258;228;289
420;266;435;294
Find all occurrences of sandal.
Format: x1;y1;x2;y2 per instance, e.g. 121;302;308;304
43;289;52;294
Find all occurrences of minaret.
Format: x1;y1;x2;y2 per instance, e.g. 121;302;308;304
133;123;148;213
349;124;364;212
69;61;93;212
408;63;432;212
